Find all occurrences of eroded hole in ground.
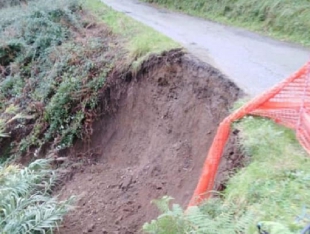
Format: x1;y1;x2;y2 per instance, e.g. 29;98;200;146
57;50;243;234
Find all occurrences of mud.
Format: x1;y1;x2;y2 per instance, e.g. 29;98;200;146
57;50;243;234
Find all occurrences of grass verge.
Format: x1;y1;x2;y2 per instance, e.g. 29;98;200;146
83;0;179;66
144;114;310;233
142;0;310;47
228;116;310;232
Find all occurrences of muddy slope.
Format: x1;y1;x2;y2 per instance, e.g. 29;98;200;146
58;50;242;234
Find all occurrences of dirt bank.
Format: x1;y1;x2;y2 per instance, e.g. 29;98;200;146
57;50;242;234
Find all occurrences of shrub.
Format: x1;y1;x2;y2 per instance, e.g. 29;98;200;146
0;0;115;157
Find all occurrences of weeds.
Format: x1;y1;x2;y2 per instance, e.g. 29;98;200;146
143;196;254;234
0;0;118;157
143;0;310;47
0;159;73;233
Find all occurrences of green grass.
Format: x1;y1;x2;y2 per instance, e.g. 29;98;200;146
84;0;179;63
143;0;310;47
144;114;310;233
226;116;310;232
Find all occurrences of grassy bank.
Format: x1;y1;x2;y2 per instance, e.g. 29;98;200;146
144;116;310;233
0;0;113;158
143;0;310;47
227;116;310;232
84;0;178;66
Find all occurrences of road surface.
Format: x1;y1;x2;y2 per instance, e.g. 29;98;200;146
101;0;310;96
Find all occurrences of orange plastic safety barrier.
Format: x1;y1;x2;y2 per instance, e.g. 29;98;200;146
188;61;310;207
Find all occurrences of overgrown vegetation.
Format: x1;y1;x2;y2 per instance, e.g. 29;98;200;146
0;159;73;233
143;0;310;47
0;0;120;158
144;117;310;233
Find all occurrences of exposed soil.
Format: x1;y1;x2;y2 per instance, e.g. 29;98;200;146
57;50;243;234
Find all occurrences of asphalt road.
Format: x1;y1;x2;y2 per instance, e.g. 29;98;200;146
101;0;310;96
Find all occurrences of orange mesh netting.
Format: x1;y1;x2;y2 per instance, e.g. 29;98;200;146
188;61;310;207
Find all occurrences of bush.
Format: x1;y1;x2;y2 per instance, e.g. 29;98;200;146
0;0;115;157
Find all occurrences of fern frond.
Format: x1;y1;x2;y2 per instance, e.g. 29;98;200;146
143;197;255;234
0;159;73;233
